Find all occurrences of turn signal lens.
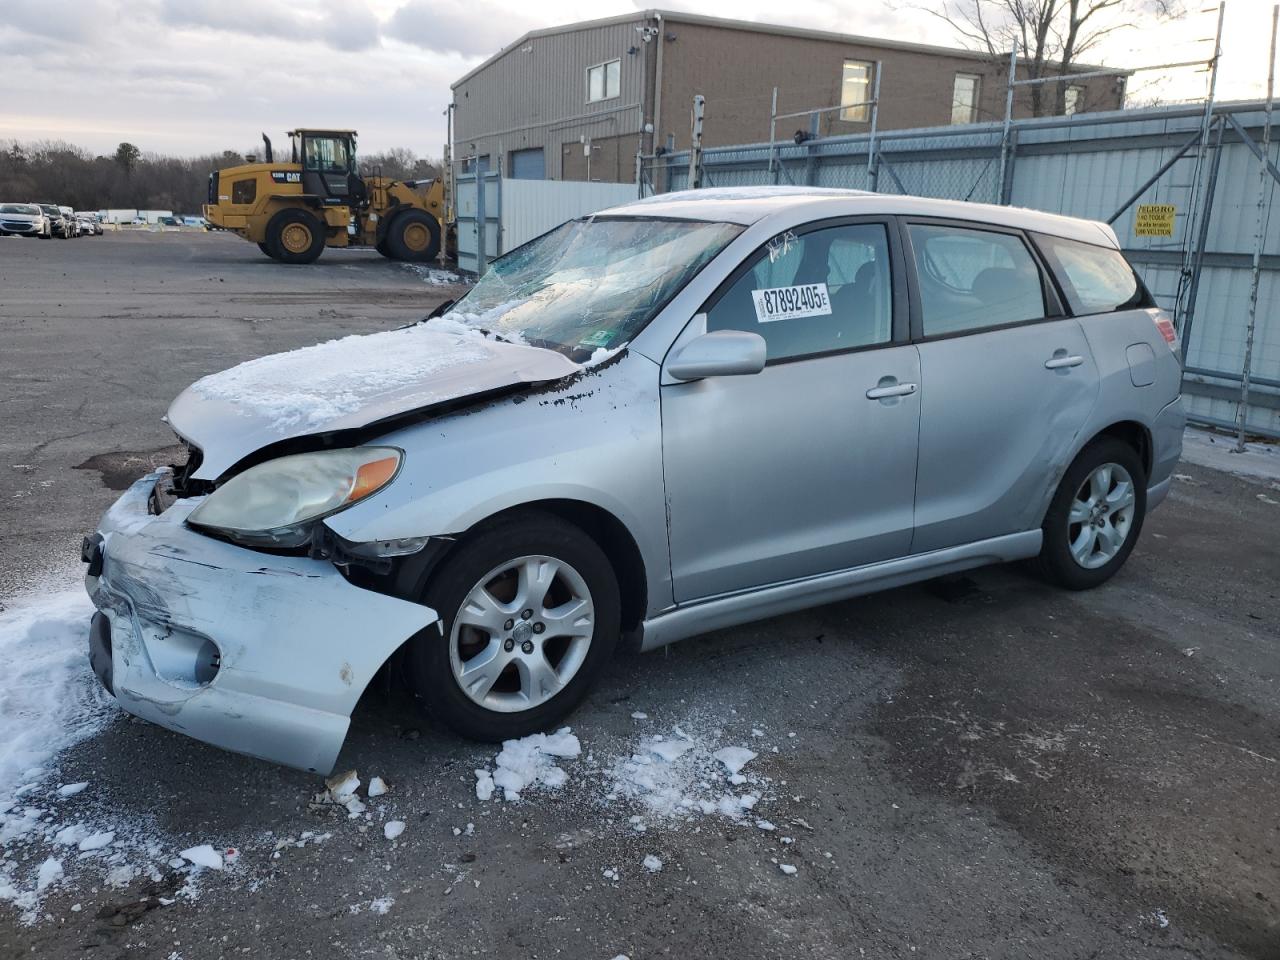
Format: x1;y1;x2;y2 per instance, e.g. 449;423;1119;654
1152;311;1178;349
350;456;400;503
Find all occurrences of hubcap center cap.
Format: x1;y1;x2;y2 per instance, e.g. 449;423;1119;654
512;621;534;644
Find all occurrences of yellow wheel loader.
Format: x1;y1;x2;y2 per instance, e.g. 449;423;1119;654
202;130;444;265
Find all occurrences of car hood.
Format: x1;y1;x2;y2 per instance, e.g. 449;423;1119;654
168;321;583;481
2;212;40;221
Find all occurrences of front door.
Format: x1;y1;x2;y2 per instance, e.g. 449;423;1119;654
902;220;1100;553
662;220;921;602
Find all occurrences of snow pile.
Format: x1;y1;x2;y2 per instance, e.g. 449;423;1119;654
474;729;581;802
1180;428;1280;484
188;324;492;432
603;728;767;822
0;585;109;808
401;263;467;286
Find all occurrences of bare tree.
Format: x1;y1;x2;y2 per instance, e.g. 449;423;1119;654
929;0;1183;116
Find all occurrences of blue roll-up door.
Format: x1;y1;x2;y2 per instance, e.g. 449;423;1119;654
510;148;545;180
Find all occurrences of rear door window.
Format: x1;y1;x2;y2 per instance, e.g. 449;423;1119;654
706;223;893;361
1033;233;1149;314
907;223;1048;336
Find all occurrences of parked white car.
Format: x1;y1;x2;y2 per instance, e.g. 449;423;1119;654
0;203;53;238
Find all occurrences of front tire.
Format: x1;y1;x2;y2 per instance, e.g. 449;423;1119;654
257;241;280;261
1034;438;1147;590
265;209;325;264
409;512;620;742
384;210;440;263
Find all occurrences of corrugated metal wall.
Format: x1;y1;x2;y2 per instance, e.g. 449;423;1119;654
455;175;635;272
642;102;1280;436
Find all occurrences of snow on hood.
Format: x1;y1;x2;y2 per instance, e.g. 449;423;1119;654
169;319;583;481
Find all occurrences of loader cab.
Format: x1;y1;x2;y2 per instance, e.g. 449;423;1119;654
288;129;365;206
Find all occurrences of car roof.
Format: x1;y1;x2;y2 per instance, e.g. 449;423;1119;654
599;186;1118;248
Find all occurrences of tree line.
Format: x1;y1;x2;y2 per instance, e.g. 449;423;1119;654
0;140;443;214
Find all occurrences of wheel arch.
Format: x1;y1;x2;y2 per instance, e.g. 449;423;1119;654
1088;419;1153;478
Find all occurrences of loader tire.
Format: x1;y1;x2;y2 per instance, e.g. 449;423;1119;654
385;210;440;263
265;209;325;264
257;242;280;261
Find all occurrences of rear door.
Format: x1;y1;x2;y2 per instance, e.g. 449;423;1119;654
662;218;921;602
903;220;1099;553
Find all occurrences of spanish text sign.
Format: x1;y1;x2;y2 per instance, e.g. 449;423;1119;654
1134;204;1176;237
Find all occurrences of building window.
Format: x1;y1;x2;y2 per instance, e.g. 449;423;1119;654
587;59;620;103
951;73;981;125
840;60;873;122
1064;85;1085;116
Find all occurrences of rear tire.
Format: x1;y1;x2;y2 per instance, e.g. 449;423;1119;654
1034;438;1147;590
408;512;620;742
257;241;280;261
265;209;325;264
384;210;440;263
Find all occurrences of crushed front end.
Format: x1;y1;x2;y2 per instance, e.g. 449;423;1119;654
82;469;438;773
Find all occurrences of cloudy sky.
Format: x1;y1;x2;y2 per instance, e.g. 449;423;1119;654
0;0;1272;158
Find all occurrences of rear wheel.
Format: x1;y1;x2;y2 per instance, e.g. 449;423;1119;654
409;512;620;742
385;210;440;263
1034;438;1147;590
265;209;325;264
257;241;280;261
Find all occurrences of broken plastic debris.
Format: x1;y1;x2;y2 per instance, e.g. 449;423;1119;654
383;820;406;841
179;844;225;871
325;769;360;800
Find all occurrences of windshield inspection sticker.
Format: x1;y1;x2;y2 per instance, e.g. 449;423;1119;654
751;283;832;323
577;329;615;348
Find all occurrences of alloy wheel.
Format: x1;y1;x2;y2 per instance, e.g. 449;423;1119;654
449;555;595;713
1068;462;1136;569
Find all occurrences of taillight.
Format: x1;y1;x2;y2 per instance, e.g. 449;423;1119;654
1151;311;1178;350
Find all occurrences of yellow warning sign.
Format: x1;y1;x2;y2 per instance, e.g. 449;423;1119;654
1134;204;1177;237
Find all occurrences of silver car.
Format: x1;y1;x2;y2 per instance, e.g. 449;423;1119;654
83;188;1184;773
0;203;52;238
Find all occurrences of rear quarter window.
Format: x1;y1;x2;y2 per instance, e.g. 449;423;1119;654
1034;233;1151;315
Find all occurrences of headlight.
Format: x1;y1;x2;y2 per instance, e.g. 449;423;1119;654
187;447;402;548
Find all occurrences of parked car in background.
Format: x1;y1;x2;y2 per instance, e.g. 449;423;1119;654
59;206;81;237
182;215;208;229
76;213;103;236
0;203;53;238
157;215;181;227
38;204;74;238
82;187;1184;774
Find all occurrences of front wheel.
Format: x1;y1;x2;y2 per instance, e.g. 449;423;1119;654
1034;438;1147;590
265;209;325;264
384;210;440;263
409;512;620;742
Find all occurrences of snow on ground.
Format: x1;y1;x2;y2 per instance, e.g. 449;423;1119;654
1180;427;1280;484
0;582;106;804
400;263;467;286
473;719;776;828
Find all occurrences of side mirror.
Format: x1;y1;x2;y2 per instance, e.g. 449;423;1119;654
666;329;766;382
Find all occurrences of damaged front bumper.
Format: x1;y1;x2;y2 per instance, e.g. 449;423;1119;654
83;471;439;773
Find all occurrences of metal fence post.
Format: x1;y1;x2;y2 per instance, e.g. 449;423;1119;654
1237;5;1279;450
868;62;882;191
689;95;705;189
998;49;1017;204
1179;116;1225;354
474;170;486;277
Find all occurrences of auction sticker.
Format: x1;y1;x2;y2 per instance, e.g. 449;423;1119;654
751;283;832;323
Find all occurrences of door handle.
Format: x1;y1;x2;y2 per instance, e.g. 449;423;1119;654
1044;354;1084;369
866;382;918;400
